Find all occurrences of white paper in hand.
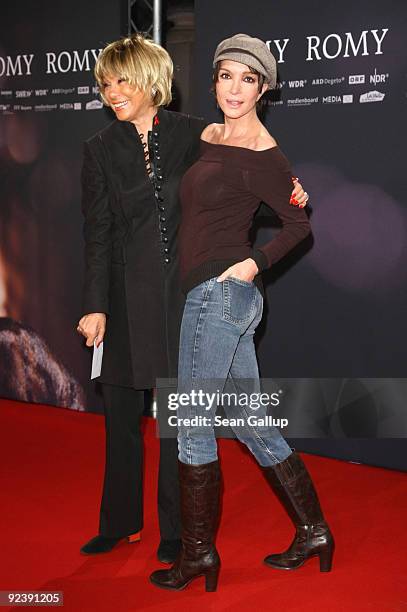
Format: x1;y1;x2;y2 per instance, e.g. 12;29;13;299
91;340;104;379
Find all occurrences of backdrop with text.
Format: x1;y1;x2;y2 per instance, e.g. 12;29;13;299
0;0;126;411
193;0;407;469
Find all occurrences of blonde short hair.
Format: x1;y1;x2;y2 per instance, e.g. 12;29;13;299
95;34;173;107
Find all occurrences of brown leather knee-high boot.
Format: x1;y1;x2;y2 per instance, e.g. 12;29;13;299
149;459;221;591
263;452;334;571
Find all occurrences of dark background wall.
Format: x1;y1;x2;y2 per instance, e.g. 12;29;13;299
0;0;127;411
193;0;407;469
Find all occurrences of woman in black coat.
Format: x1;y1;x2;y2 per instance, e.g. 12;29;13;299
77;34;308;563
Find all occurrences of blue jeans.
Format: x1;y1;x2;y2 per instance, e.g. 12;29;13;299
177;276;292;466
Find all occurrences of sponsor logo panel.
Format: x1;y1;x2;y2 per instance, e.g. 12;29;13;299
1;84;102;112
52;87;75;95
288;79;307;88
349;74;365;84
287;96;319;107
0;34;392;113
312;77;345;86
34;104;58;112
370;68;389;85
322;95;343;104
86;99;103;110
360;90;385;103
16;90;33;98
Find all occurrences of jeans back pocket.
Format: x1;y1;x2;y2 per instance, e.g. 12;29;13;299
222;277;257;325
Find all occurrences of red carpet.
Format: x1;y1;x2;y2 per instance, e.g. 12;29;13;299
0;398;406;611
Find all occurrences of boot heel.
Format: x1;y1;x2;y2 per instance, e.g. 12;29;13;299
319;546;334;572
204;568;219;592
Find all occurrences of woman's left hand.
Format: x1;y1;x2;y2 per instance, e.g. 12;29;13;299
217;258;259;283
290;177;309;208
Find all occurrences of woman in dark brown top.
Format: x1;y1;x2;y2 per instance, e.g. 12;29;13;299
150;34;334;592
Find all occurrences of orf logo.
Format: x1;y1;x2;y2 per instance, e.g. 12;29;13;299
349;74;365;85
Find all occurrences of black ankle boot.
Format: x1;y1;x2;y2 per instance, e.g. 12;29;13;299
80;532;141;555
150;460;221;591
263;452;334;571
80;535;121;555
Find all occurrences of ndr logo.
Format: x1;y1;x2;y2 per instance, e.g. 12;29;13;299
370;68;389;84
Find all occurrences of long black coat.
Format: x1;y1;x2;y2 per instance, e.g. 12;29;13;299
81;109;205;389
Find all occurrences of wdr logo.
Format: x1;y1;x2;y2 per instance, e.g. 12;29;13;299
288;80;307;88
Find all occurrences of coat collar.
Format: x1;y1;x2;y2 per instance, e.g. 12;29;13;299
111;107;179;163
118;107;170;137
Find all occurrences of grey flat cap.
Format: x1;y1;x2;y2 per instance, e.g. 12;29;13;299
213;33;277;89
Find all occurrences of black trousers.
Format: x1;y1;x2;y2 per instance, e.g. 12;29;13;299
99;383;181;540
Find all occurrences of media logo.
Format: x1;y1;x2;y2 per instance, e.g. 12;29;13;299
60;102;73;110
343;94;354;104
78;86;90;94
369;68;389;85
35;89;48;96
92;85;100;94
74;102;82;110
359;90;385;103
1;90;12;97
86;99;103;110
322;95;342;104
349;75;365;85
